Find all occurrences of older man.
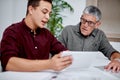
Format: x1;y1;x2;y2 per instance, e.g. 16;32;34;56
59;5;120;72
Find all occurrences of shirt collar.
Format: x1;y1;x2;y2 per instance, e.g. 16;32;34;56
73;23;80;33
92;29;98;37
22;18;41;34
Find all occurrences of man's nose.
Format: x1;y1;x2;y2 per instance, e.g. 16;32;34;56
45;14;50;20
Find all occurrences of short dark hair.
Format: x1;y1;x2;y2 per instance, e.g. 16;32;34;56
26;0;52;15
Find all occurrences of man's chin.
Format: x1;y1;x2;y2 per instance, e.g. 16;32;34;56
39;25;45;28
81;32;89;37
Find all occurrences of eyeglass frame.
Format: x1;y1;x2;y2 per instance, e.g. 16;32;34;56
80;17;98;27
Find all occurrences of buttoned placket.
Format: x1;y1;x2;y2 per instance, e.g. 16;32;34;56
31;30;39;57
34;36;39;54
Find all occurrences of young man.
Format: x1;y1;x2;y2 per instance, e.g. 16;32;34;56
59;5;120;72
0;0;72;72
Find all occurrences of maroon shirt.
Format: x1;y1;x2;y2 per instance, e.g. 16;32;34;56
0;19;67;71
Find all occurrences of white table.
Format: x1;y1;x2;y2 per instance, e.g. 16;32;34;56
0;53;120;80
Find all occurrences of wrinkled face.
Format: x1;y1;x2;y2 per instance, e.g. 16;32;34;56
80;14;99;36
29;1;52;28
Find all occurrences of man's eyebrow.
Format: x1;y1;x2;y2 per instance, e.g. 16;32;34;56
41;7;52;12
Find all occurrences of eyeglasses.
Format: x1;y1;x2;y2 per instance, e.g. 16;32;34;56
81;18;96;27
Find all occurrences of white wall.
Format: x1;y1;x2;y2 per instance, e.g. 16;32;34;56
0;0;27;40
0;0;86;40
110;42;120;52
61;0;86;26
0;0;13;40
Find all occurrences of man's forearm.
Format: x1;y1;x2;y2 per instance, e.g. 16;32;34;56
6;57;51;72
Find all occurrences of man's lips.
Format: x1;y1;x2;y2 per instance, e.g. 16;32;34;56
82;28;88;32
41;20;47;26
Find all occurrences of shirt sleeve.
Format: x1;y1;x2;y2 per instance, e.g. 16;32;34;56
48;31;67;56
1;28;19;71
58;26;69;47
98;31;118;59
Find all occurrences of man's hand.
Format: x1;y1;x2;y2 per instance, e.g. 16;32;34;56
49;53;72;71
105;59;120;73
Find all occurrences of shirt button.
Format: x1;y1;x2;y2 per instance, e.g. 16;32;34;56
35;46;38;49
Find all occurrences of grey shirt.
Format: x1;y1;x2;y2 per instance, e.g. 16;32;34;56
59;23;118;59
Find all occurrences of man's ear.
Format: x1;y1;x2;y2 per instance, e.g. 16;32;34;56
28;6;33;14
95;21;101;28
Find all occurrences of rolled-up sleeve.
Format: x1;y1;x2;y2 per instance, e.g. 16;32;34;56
1;28;19;71
49;31;67;56
99;32;118;59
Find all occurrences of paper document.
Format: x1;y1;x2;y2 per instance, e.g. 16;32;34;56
61;51;99;71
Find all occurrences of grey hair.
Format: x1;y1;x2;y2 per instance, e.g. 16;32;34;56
83;5;102;21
